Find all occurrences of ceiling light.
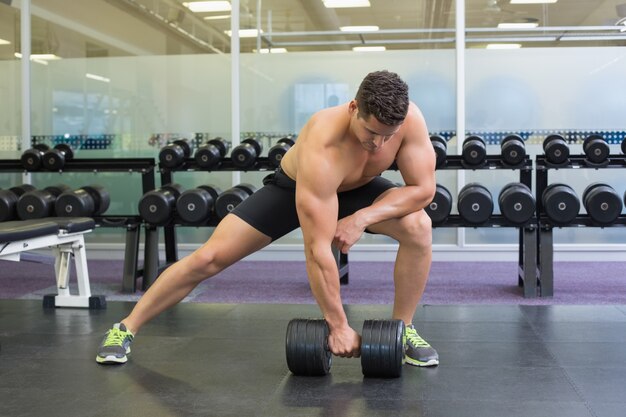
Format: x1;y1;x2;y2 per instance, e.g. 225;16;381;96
224;29;262;38
203;14;231;20
510;0;557;4
86;73;111;83
323;0;371;8
486;43;522;49
257;48;288;53
340;26;379;32
0;38;10;45
497;22;539;29
352;46;386;52
14;53;61;60
183;1;231;12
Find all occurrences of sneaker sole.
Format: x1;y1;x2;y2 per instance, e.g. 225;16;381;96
96;355;127;364
404;357;439;367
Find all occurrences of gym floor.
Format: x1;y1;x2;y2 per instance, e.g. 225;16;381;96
1;300;625;417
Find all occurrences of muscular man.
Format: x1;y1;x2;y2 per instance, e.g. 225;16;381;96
97;70;438;367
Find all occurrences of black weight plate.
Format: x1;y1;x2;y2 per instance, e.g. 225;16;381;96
159;144;186;168
215;187;249;219
138;190;176;225
0;190;18;222
83;185;110;215
498;183;535;225
208;137;230;156
457;183;493;224
285;319;331;376
231;143;258;169
55;189;95;217
583;183;622;225
462;136;486;165
500;135;526;166
268;142;291;168
20;149;44;171
542;184;580;225
195;144;222;169
583;134;609;164
430;135;447;169
543;134;569;164
173;139;192;158
17;190;54;219
176;188;214;224
361;319;404;378
425;184;452;224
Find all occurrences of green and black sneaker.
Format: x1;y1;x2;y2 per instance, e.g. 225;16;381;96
96;323;134;364
404;324;439;367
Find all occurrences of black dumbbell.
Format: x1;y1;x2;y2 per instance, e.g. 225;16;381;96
457;183;493;224
542;183;580;225
583;183;622;226
215;183;257;219
285;318;404;378
176;185;222;224
20;144;50;171
194;138;230;169
0;184;37;222
159;139;191;168
430;135;447;169
17;184;72;220
268;137;295;168
43;144;74;170
55;185;111;217
543;134;569;164
462;135;486;166
583;134;609;164
621;137;626;155
138;183;184;225
500;134;526;166
231;138;263;169
425;184;452;224
498;183;535;225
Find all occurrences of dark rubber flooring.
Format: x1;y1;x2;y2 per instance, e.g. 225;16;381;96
1;300;626;417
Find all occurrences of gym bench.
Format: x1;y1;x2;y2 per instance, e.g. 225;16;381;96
0;217;105;309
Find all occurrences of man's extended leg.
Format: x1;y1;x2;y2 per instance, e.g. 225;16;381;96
96;214;272;364
367;209;438;366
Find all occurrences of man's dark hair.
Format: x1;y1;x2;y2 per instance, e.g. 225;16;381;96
355;70;409;126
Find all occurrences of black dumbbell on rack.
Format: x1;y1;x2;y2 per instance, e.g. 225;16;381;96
425;184;452;225
498;182;535;225
543;134;569;165
215;183;257;219
55;185;111;217
285;318;404;378
176;185;222;225
231;138;263;169
43;144;74;171
17;184;72;220
268;137;295;168
582;134;610;164
462;135;487;166
159;140;192;169
430;135;447;169
457;183;493;225
500;134;526;166
138;183;184;225
194;138;230;169
0;185;37;222
20;144;50;171
542;183;580;225
582;183;622;226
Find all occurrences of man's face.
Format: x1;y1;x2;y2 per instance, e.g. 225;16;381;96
350;101;402;153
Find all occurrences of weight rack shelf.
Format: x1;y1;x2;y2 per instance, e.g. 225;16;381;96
535;154;626;296
0;158;157;293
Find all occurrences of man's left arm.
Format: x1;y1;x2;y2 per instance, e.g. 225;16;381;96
333;107;436;253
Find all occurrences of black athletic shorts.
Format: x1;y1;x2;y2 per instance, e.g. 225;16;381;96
230;166;397;241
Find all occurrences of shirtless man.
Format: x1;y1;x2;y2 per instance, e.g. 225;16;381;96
96;70;439;367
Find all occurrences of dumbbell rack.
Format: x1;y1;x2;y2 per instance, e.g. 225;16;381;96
143;156;350;288
535;155;626;296
429;155;539;297
0;158;156;293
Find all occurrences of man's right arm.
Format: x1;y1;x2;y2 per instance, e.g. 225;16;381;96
294;135;361;357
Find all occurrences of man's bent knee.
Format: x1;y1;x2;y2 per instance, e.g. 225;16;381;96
397;210;432;248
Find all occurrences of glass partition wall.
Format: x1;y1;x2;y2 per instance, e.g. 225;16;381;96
5;0;626;252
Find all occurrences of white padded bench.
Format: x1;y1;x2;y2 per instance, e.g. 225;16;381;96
0;217;105;309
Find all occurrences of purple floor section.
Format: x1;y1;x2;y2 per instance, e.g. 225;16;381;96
1;257;626;305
